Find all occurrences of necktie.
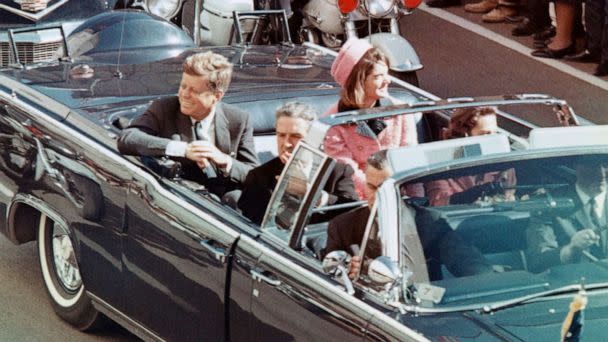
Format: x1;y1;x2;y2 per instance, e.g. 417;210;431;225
194;121;208;141
193;121;217;178
589;198;607;257
589;198;601;228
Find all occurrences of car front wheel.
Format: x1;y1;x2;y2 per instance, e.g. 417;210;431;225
38;213;102;330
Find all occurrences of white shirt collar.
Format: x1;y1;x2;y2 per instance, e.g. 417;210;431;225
575;183;606;214
190;105;216;127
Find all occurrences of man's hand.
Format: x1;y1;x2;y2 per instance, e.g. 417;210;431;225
570;229;600;251
561;228;600;263
285;177;308;197
186;141;229;168
279;150;292;164
348;256;361;279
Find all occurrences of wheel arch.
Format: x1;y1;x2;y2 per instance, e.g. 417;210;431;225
7;194;71;245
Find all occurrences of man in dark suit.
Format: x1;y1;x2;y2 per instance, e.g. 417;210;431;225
325;150;492;280
238;102;359;225
527;164;607;273
118;51;258;197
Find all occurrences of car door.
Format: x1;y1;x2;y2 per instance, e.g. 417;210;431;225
123;175;239;341
231;143;372;341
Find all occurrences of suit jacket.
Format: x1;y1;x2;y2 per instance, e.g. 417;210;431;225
526;185;608;273
117;96;259;194
322;102;419;199
238;157;359;225
325;206;492;281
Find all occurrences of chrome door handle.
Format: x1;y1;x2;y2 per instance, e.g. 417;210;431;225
200;240;226;264
250;269;281;287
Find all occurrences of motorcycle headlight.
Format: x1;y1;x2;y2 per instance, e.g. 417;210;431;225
361;0;395;18
401;0;422;10
145;0;182;20
338;0;359;14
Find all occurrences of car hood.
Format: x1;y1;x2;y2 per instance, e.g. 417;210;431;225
488;296;608;341
395;293;608;341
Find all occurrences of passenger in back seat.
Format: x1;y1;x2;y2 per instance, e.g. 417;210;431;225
117;52;259;199
238;102;359;225
322;38;421;200
425;107;517;206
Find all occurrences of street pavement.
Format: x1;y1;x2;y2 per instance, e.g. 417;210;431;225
0;235;137;341
401;5;608;125
1;5;607;341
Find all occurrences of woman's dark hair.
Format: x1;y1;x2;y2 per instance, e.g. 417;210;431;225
366;149;390;171
443;107;497;139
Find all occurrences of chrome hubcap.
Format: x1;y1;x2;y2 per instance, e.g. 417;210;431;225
51;229;82;292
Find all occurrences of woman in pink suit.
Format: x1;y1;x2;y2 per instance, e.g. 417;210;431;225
323;38;419;199
426;107;517;206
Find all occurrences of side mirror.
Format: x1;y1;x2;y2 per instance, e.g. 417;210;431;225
322;251;355;295
368;256;401;286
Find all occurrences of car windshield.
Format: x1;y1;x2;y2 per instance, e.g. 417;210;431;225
396;151;608;309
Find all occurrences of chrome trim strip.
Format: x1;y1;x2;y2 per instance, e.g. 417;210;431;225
88;291;165;342
0;0;70;21
0;75;70;119
0;83;241;240
0;182;15;198
9;194;69;228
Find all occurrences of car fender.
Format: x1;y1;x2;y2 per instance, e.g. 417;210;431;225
7;193;71;246
366;32;423;72
67;10;195;64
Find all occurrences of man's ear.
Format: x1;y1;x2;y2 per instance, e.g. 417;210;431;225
214;90;225;102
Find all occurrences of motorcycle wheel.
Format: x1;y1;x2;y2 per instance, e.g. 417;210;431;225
390;70;419;88
321;32;342;49
301;28;319;45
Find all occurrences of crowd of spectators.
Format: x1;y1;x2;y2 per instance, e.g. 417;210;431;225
426;0;608;77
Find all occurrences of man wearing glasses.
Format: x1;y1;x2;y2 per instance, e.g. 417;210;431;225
118;51;259;197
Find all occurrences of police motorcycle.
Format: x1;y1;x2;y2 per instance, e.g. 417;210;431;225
122;0;422;85
299;0;423;85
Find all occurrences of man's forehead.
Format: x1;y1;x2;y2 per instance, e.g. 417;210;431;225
276;117;309;131
181;73;209;85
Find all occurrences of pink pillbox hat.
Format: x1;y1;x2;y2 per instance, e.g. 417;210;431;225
330;38;374;87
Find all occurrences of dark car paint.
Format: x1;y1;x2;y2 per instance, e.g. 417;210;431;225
66;11;195;65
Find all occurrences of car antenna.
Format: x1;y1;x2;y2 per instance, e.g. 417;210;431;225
113;10;127;79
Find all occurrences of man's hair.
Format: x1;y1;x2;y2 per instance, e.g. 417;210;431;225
443;107;497;139
275;102;318;122
182;51;233;93
367;149;390;171
340;48;389;109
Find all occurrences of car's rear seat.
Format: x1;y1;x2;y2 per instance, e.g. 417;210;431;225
113;89;425;164
244;90;425;163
